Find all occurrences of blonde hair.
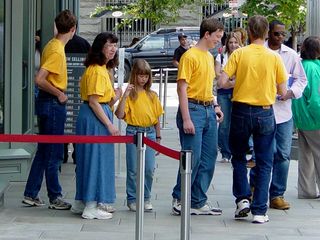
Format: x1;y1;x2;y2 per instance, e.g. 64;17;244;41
129;59;156;101
233;27;248;46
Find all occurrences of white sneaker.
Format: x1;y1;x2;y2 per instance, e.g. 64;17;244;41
98;203;116;213
70;200;85;214
220;158;230;163
191;202;222;215
252;214;269;224
127;202;136;212
144;201;153;211
172;198;181;215
82;206;113;220
235;199;250;219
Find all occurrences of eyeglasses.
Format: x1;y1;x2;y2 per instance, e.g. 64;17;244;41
273;31;286;37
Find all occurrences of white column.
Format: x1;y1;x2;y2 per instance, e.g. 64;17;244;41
306;0;320;37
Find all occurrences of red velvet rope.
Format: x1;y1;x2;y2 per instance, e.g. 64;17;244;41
0;134;134;144
143;137;180;160
0;134;181;160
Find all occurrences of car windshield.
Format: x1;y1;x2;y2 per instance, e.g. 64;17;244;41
138;35;165;50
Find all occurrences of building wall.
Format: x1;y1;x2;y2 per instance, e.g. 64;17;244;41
78;0;102;43
78;1;245;45
78;1;203;45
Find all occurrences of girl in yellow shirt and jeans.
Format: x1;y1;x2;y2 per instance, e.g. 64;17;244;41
115;59;163;212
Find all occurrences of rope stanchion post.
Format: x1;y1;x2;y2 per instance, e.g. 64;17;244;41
135;132;146;240
180;150;192;240
158;68;163;109
161;69;169;129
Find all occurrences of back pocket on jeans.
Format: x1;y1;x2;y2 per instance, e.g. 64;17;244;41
257;115;275;135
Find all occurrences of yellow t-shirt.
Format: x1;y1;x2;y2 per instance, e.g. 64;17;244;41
80;64;115;103
41;38;67;91
124;90;164;127
223;44;287;106
177;47;215;101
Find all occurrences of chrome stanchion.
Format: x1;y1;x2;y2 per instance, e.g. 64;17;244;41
116;48;125;176
180;150;192;240
158;68;163;105
161;69;169;129
135;132;146;240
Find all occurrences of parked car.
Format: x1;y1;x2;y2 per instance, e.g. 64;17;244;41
124;27;200;81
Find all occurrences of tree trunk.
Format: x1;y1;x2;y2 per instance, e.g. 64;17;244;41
291;31;298;52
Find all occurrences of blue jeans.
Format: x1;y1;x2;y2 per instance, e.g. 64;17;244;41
126;125;156;204
230;102;275;215
217;93;232;159
24;92;66;201
250;119;293;199
172;102;218;208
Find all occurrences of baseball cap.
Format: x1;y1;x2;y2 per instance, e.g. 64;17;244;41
178;33;188;39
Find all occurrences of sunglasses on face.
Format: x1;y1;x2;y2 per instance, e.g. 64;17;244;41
273;31;286;37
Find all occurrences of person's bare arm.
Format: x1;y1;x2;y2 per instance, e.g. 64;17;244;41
35;68;67;103
217;71;235;89
88;94;120;136
177;80;194;135
214;61;222;79
115;84;134;119
109;87;123;107
277;81;287;97
172;60;179;68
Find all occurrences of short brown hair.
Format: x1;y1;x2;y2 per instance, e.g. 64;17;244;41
300;36;320;60
200;17;224;39
55;10;77;34
248;15;268;40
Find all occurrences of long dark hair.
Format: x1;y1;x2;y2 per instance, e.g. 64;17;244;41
84;32;119;68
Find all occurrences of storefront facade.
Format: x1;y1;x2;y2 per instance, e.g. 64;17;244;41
0;0;79;193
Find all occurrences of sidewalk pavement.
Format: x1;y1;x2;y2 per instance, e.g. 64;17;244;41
1;84;320;240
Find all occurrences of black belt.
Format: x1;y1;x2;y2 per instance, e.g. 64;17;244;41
188;98;214;106
233;101;272;109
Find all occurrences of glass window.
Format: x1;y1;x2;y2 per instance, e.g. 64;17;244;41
169;35;179;49
0;0;4;133
139;35;164;50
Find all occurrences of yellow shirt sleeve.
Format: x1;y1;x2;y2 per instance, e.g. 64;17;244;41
178;54;194;84
86;72;106;96
223;50;238;78
41;52;63;75
40;39;67;90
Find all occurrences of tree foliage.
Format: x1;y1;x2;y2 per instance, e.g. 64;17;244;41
241;0;307;49
91;0;225;28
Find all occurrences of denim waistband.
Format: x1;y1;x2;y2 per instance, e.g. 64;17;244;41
233;101;272;109
127;124;154;132
38;90;57;99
